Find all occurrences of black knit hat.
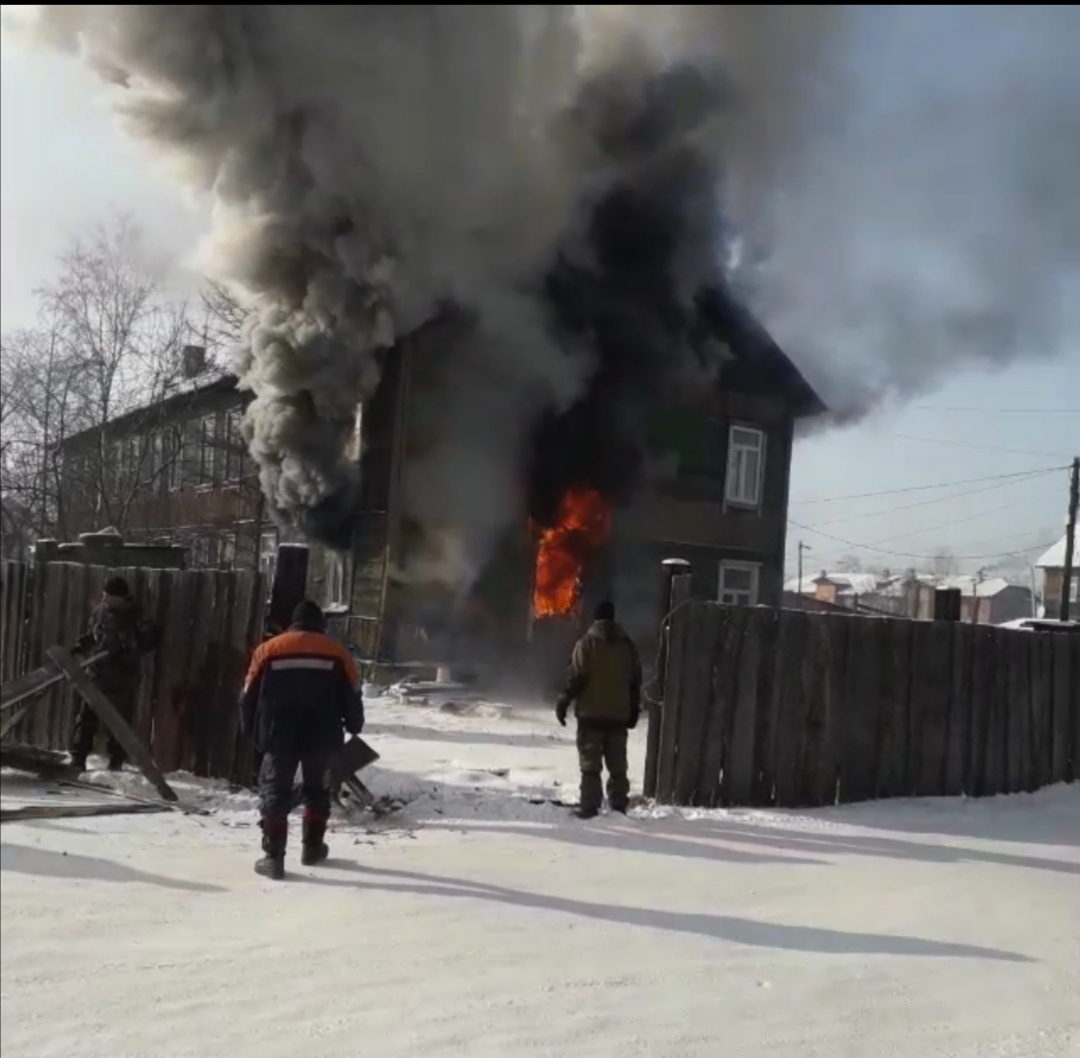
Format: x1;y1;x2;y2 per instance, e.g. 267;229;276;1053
291;599;327;632
593;599;615;621
104;576;130;598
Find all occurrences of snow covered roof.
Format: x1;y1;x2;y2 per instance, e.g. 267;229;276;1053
788;572;893;596
937;575;1018;598
1035;535;1069;570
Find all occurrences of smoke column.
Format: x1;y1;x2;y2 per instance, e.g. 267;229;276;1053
749;5;1080;420
11;5;1080;581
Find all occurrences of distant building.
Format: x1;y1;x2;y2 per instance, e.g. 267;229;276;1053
1036;535;1078;617
782;569;1034;625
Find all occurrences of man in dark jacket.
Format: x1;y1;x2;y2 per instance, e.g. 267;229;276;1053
69;576;157;773
240;599;365;879
555;599;642;819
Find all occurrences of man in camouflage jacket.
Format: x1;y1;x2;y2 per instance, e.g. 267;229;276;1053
69;575;157;772
555;599;643;819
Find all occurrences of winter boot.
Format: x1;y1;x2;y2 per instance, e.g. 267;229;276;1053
256;817;288;880
574;806;599;820
254;854;286;880
300;812;329;866
68;753;88;773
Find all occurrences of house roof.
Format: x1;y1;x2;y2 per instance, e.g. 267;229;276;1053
60;371;242;449
695;285;827;419
1035;534;1069;570
936;575;1022;598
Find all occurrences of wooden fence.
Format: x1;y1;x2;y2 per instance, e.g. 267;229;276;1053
1;560;265;781
649;602;1080;808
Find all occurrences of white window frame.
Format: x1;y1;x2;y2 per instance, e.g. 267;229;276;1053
325;551;348;608
725;424;766;508
1070;573;1079;604
198;414;218;485
718;560;760;607
224;408;244;483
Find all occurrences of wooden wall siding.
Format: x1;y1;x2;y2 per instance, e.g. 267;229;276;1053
652;602;1079;808
1;561;264;782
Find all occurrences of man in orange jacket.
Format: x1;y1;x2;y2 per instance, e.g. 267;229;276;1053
240;600;364;879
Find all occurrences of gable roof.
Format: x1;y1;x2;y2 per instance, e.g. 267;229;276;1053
695;285;827;419
1035;534;1069;570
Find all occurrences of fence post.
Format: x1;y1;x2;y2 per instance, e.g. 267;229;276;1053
654;572;693;803
267;544;310;634
643;558;691;799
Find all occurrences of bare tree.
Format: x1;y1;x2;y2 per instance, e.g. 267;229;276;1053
199;278;251;353
0;217;195;543
835;553;863;573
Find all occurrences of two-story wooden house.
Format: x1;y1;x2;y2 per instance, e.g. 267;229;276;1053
349;288;826;662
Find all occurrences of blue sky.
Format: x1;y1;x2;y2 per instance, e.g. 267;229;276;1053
1;25;1076;579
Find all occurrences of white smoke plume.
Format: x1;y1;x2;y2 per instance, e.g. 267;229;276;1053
10;5;1079;577
749;5;1080;419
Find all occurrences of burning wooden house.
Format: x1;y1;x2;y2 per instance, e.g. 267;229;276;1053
342;290;826;685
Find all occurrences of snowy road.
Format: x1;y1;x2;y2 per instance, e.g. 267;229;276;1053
2;692;1078;1058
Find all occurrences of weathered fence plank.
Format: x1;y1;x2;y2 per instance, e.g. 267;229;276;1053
1050;632;1073;783
945;623;974;796
1005;629;1032;792
799;612;837;807
655;582;692;803
909;618;952;797
751;608;777;807
696;606;740;806
1069;636;1080;783
875;618;912;799
837;615;881;804
673;603;719;804
1028;631;1052;790
718;607;757;806
773;610;810;808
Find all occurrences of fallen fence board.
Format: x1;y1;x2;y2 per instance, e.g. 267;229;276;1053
0;651;108;713
1;801;166;823
45;646;178;803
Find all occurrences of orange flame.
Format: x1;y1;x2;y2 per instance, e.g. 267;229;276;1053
531;486;613;619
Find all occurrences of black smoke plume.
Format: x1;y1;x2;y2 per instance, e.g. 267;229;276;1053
11;6;1079;587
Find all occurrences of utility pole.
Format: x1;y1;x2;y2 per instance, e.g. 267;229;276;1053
1060;456;1079;622
797;541;811;609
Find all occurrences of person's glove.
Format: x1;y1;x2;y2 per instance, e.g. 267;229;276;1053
555;698;570;727
627;707;640;730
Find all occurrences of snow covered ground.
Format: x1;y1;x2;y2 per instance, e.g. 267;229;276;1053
2;687;1078;1058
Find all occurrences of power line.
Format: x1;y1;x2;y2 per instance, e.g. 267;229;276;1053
911;405;1080;414
787;517;1060;562
857;496;1041;549
790;464;1070;506
806;467;1061;529
886;433;1074;458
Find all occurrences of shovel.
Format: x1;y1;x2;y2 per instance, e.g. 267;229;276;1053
286;735;381;812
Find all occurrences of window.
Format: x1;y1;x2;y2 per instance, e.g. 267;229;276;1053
719;561;759;607
166;426;184;490
725;425;766;508
219;532;237;569
325;552;348;607
259;529;279;579
199;415;219;485
1071;574;1079;604
224;409;244;482
182;419;202;484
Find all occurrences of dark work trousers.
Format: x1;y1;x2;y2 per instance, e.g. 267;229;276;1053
70;680;137;768
257;748;332;855
576;721;630;813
